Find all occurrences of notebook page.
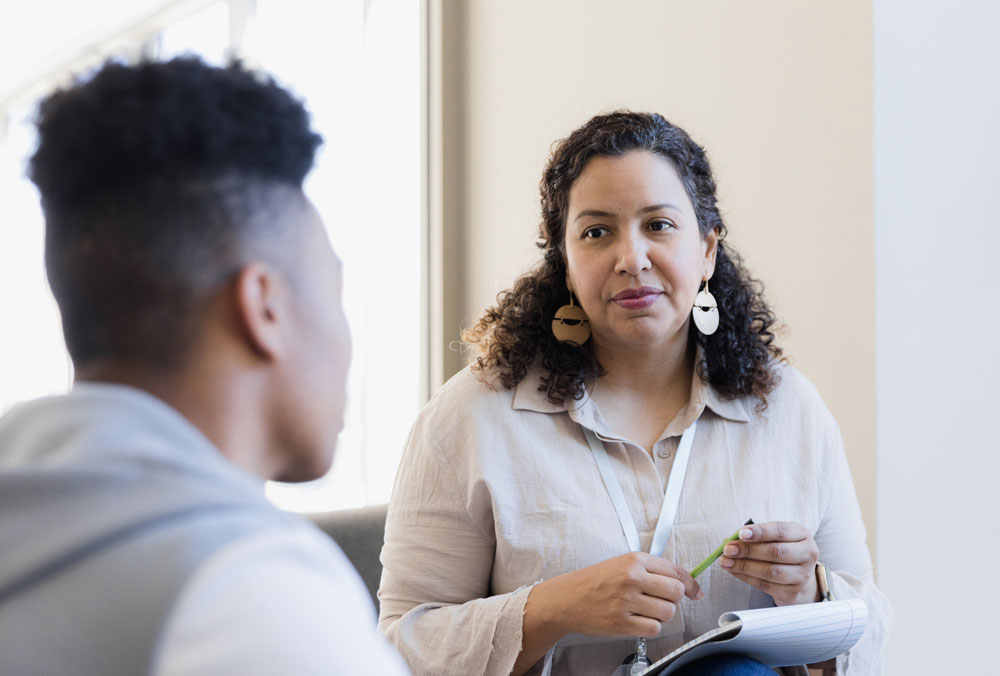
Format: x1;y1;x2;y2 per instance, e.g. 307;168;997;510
718;598;868;664
643;599;868;676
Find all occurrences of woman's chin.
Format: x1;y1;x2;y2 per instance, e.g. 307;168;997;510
599;320;685;351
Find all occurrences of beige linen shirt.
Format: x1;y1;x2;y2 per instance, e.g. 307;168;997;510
378;361;890;676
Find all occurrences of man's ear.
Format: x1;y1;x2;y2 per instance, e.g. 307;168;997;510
233;262;288;361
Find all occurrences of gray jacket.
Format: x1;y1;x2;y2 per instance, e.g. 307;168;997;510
0;384;301;675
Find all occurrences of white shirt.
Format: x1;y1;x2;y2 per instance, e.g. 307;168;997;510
156;521;409;676
378;361;890;676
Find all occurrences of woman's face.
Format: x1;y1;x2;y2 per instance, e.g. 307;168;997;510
563;150;718;356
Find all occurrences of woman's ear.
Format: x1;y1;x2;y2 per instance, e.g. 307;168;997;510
233;262;289;361
703;227;720;280
560;246;572;292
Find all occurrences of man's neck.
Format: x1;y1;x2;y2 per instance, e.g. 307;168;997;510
75;361;278;480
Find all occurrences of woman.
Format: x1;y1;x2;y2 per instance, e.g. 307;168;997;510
378;112;889;676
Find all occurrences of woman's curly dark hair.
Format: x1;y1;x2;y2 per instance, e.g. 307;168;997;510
464;111;783;406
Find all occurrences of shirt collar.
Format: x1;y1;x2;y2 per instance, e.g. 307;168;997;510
511;346;752;425
511;369;569;414
691;365;751;423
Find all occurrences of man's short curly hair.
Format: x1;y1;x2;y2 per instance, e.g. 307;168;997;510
464;111;783;406
28;57;323;370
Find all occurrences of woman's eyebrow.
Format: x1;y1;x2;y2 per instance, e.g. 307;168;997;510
638;202;682;214
573;209;615;222
573;203;683;223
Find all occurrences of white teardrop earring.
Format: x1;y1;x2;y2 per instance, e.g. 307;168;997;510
692;279;719;336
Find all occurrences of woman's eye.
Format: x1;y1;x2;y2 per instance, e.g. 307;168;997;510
584;226;609;239
648;220;675;232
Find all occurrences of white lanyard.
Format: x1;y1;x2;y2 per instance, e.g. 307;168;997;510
584;419;698;557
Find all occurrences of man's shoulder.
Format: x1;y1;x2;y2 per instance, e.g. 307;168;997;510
155;521;409;675
186;519;369;600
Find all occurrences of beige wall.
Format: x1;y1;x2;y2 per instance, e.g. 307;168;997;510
432;0;875;553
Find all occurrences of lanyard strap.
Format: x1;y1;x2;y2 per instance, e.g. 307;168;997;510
584;420;698;557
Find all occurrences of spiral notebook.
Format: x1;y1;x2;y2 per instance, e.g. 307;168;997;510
638;599;868;675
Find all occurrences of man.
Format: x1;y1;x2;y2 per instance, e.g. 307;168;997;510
0;57;408;675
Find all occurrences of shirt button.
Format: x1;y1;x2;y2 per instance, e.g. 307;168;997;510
657;447;672;459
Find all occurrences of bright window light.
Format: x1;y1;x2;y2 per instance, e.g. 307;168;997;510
156;0;229;64
0;103;73;410
250;0;423;512
0;0;423;514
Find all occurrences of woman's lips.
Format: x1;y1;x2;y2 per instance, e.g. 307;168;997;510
611;287;661;310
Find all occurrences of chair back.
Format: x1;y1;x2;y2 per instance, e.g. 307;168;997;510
308;504;388;612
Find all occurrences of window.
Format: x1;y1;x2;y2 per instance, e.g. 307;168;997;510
0;0;423;512
0;102;74;407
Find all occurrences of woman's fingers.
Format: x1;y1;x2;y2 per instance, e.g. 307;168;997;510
719;557;811;585
638;571;686;603
641;554;703;600
722;539;815;565
725;569;791;596
717;522;822;606
624;615;665;639
739;521;811;544
563;552;705;638
630;594;678;626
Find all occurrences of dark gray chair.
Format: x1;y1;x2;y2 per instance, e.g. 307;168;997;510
308;503;388;613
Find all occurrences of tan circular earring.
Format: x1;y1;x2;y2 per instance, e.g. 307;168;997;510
552;293;591;345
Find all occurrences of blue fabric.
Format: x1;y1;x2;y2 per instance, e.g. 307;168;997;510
672;653;776;676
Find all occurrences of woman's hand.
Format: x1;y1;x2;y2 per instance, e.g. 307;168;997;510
515;553;701;675
513;553;702;675
719;521;820;606
566;552;704;636
527;552;702;639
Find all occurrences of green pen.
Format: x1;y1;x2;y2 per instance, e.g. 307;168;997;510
689;518;755;579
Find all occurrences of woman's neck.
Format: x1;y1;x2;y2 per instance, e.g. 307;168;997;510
588;338;697;454
592;337;696;402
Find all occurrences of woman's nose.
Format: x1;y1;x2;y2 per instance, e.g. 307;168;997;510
614;229;652;276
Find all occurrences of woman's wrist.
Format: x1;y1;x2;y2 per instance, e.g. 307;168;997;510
778;570;821;606
513;576;575;676
524;575;574;640
806;569;822;603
